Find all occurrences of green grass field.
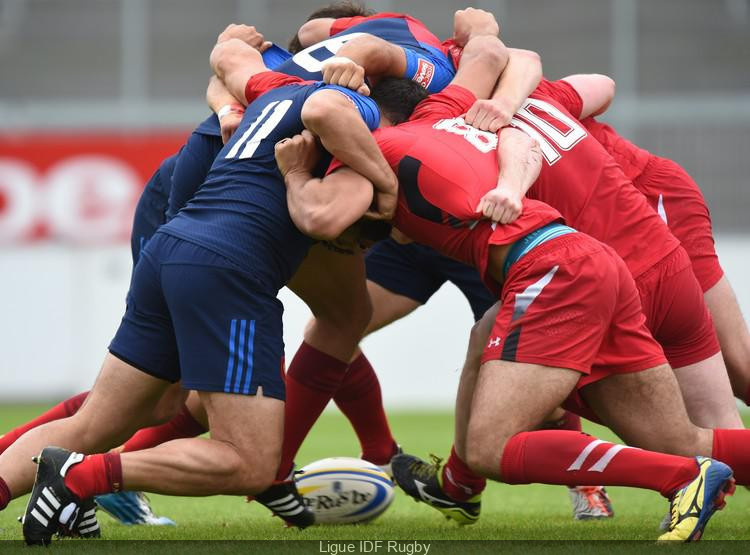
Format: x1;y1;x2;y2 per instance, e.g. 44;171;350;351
1;403;749;552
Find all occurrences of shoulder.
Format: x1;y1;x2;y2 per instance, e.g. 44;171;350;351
245;72;308;104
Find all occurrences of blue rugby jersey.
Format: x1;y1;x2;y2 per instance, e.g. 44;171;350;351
160;73;380;293
164;45;294;219
276;14;455;93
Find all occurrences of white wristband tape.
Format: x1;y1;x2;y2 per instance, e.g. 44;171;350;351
217;104;243;120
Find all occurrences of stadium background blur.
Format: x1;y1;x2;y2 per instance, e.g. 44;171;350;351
0;0;748;407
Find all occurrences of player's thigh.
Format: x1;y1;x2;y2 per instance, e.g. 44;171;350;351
673;352;743;429
364;280;422;335
289;243;371;330
466;360;580;478
76;352;174;447
580;364;710;456
200;389;284;486
363;239;444;334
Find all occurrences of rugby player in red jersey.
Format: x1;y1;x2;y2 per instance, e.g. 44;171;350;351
273;53;750;540
547;74;750;408
274;5;613;520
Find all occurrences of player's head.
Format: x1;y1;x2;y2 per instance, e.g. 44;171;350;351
288;1;375;53
370;77;428;126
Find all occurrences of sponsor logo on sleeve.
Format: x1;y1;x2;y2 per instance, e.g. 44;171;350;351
413;59;435;89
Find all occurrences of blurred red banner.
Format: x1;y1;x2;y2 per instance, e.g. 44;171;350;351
0;131;187;243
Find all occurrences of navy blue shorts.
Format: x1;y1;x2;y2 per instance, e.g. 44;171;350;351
110;232;286;399
364;238;496;322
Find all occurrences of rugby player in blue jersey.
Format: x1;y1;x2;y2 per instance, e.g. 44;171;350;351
0;30;406;543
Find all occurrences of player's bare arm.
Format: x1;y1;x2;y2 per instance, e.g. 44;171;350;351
451;7;500;46
450;34;509;100
297;17;336;49
209;38;268;106
477;128;542;224
465;48;542;132
276;130;374;240
321;34;408;94
206;76;245;144
217;23;272;52
562;73;616;117
302;89;398;219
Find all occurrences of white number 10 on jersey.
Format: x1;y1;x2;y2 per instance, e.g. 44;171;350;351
510;98;587;165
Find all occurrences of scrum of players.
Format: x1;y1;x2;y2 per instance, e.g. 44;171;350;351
1;1;749;544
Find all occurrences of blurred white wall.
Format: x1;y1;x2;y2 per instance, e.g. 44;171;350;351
1;236;747;407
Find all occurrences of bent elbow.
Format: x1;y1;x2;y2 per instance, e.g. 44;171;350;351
605;75;616;101
472;35;509;69
209;38;248;78
296;208;341;241
301;92;350;133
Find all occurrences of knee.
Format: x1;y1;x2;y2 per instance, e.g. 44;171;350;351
646;425;711;457
242;465;277;495
464;427;503;480
305;295;372;346
215;445;278;495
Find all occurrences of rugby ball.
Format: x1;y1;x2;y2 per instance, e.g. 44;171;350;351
295;457;394;524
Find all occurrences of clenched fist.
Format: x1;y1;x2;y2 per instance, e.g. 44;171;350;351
274;130;321;179
321;57;370;96
476;185;523;224
465;97;516;132
452;8;499;47
217;24;271;52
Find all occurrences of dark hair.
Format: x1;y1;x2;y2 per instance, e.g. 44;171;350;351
288;1;375;53
357;218;392;244
370;78;429;125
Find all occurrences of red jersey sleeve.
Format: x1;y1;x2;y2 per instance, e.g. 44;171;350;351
534;78;584;118
330;16;367;35
409;85;476;121
245;71;305;104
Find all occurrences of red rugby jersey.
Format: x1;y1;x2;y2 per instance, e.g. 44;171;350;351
545;79;652;181
514;79;680;278
329;85;562;292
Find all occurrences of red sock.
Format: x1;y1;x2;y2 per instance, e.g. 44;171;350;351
64;452;123;499
501;430;698;497
441;446;486;501
0;477;10;510
277;342;349;479
0;391;88;455
712;429;750;484
121;404;206;452
334;353;396;465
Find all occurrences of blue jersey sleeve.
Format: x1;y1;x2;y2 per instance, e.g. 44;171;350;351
403;45;456;94
261;44;293;70
193;114;221;137
319;85;381;130
166;132;224;220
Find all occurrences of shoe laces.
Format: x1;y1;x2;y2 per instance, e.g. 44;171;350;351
408;454;443;481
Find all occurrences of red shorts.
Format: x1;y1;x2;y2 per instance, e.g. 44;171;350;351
634;156;723;292
481;233;666;388
636;246;721;369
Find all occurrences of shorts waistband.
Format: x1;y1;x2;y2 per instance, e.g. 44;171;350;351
504;222;577;278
